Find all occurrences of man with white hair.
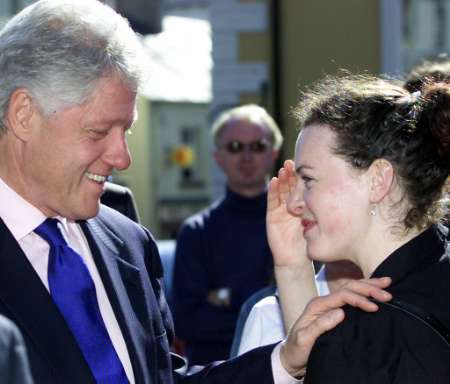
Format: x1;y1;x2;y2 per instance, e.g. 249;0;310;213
173;104;282;365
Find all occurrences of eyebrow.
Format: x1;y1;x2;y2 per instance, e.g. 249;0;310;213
89;107;138;130
89;115;138;131
295;164;314;174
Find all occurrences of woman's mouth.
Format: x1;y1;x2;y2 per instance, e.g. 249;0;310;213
301;219;316;234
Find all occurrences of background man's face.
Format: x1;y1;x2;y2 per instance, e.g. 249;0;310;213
17;76;136;220
214;118;278;196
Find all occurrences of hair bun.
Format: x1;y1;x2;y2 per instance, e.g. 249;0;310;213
421;82;450;166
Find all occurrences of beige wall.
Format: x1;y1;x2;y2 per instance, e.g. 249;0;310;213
114;96;155;231
277;0;381;158
231;0;381;159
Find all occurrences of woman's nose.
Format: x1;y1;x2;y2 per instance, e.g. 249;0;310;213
286;181;304;216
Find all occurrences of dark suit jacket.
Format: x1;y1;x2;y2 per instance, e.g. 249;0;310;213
101;181;140;223
0;205;275;383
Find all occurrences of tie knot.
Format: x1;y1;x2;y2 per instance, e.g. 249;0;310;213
35;218;67;248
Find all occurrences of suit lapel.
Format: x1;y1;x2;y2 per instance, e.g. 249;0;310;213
81;217;157;384
0;219;94;382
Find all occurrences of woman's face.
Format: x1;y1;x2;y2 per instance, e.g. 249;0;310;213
289;124;372;264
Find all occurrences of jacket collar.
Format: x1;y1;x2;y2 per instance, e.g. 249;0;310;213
81;214;157;383
371;224;449;286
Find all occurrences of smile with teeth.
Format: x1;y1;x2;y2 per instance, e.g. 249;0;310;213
85;172;107;183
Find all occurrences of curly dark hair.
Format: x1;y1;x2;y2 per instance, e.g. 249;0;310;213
404;57;450;93
293;74;449;231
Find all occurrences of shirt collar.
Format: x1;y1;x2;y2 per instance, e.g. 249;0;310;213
0;177;71;241
224;186;267;212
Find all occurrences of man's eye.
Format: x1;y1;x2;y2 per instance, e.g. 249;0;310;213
90;130;108;137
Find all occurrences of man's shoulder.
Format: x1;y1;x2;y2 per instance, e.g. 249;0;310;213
180;198;224;230
96;203;137;224
88;205;163;276
89;204;151;244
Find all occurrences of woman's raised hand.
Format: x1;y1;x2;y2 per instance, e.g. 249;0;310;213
267;160;316;330
267;159;307;267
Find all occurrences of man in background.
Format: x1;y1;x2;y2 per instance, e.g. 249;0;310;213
173;104;282;365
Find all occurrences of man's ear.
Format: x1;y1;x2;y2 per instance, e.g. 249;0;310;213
5;88;36;141
271;149;279;161
367;158;394;204
213;149;224;170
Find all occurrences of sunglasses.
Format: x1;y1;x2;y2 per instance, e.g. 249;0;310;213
223;139;271;154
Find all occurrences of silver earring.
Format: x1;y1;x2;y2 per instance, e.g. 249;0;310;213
370;207;376;216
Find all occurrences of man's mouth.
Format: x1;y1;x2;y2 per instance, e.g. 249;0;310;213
85;172;107;183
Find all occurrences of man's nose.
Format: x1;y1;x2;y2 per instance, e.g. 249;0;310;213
240;146;255;160
104;129;132;170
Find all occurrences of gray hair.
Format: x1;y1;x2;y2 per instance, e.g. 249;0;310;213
0;0;146;134
211;104;284;150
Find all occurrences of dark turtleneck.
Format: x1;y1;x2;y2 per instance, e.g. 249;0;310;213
172;187;273;365
222;187;268;213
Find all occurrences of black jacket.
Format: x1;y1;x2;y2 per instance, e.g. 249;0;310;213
306;224;450;384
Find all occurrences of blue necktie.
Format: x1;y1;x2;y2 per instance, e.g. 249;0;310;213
35;218;128;383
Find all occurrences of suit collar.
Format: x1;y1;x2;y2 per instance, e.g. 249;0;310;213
81;215;156;383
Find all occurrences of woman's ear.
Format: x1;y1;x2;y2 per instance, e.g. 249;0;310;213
5;88;36;141
367;159;394;204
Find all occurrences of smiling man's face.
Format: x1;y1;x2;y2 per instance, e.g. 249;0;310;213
13;76;137;220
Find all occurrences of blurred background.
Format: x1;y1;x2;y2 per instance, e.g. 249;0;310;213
1;0;448;239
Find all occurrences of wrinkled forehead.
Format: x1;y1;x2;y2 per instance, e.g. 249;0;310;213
77;76;137;125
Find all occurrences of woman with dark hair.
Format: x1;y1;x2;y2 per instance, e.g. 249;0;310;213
267;75;450;383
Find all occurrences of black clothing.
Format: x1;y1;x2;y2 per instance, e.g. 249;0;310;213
173;188;273;365
101;182;140;223
306;224;450;384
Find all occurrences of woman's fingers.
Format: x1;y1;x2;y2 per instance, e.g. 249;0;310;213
308;277;392;314
267;176;280;211
277;167;290;202
268;161;298;210
283;160;297;194
281;277;392;377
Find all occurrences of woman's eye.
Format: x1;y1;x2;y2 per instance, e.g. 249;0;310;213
301;175;314;187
